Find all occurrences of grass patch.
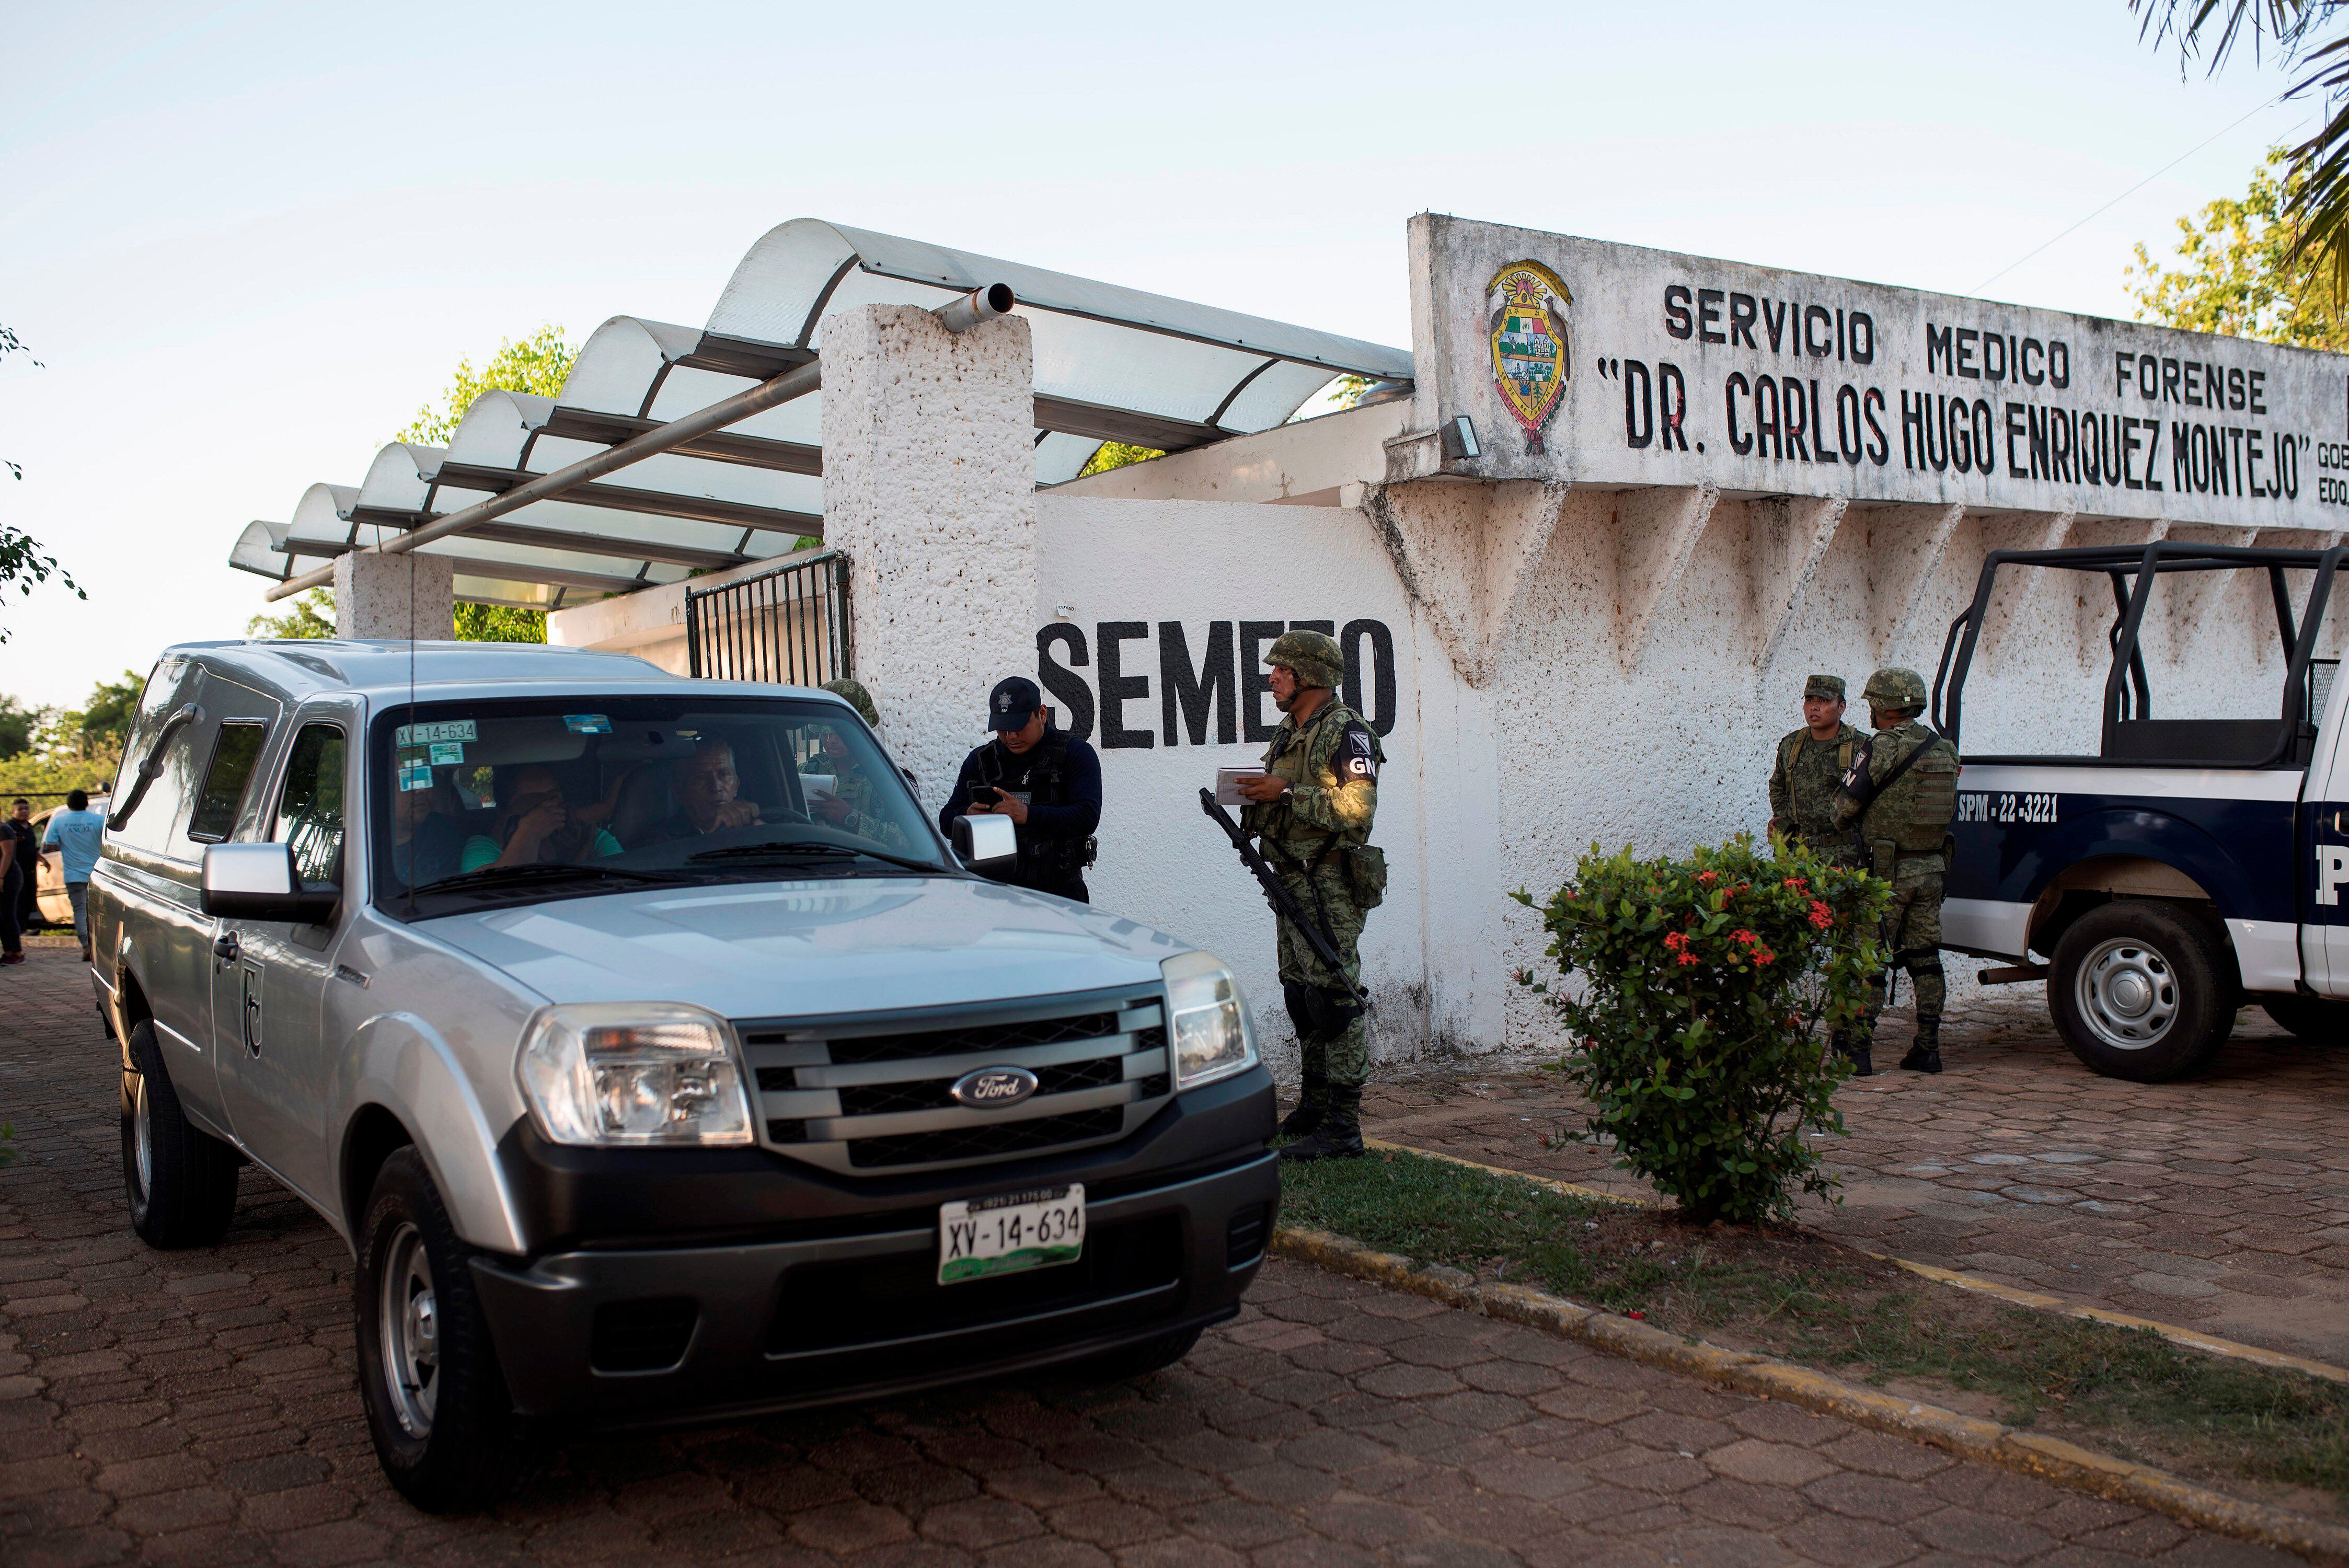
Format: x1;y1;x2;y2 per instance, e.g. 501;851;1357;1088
1279;1147;2349;1507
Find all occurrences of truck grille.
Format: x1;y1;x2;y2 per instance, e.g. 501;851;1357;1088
736;988;1171;1175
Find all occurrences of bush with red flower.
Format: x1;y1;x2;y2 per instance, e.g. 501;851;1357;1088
1511;833;1889;1224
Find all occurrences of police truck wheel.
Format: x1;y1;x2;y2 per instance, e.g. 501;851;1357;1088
2262;995;2349;1043
353;1147;521;1512
2047;903;2231;1082
121;1022;239;1249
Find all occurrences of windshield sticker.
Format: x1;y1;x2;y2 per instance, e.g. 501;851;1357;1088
428;741;465;765
398;763;435;792
395;720;476;746
564;714;613;734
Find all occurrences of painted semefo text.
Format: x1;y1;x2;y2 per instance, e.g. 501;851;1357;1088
1036;619;1398;751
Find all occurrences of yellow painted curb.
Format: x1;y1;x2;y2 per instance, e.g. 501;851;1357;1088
1362;1136;2349;1386
1271;1224;2349;1564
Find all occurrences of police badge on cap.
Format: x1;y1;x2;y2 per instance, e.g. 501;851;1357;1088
987;676;1042;731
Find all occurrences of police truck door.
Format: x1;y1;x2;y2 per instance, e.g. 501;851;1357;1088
2309;663;2349;998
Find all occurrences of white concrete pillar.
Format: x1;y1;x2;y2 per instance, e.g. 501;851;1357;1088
818;304;1038;806
333;551;455;640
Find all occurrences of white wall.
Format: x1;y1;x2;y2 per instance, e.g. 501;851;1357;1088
1032;496;1504;1076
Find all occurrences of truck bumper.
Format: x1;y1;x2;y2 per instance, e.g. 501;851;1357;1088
469;1150;1279;1426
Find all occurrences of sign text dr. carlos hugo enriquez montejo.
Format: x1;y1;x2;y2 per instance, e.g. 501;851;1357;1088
1033;619;1399;749
1414;215;2349;525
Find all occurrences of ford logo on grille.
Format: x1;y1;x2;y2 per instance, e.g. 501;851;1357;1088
950;1066;1039;1109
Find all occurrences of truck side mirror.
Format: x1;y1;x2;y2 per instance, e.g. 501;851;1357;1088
950;813;1019;875
201;843;339;924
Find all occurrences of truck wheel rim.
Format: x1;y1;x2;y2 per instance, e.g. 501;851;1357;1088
379;1224;438;1438
132;1076;152;1196
2076;937;2178;1051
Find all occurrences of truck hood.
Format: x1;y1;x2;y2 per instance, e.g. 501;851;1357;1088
414;875;1190;1017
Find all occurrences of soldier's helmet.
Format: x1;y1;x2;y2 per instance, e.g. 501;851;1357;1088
1861;667;1928;711
822;677;881;728
1264;629;1345;691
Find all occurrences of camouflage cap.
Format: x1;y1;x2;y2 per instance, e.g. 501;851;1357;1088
1264;628;1344;690
822;676;880;728
1803;674;1846;702
1861;667;1928;710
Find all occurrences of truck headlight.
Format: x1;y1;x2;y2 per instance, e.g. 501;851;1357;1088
518;1002;753;1146
1161;951;1258;1090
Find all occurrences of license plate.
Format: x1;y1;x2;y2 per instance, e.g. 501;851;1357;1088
939;1183;1085;1284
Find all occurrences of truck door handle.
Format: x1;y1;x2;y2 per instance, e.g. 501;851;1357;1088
213;932;240;964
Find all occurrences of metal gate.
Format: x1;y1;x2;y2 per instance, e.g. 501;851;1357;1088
684;551;850;685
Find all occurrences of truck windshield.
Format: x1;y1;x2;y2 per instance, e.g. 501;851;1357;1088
370;695;945;916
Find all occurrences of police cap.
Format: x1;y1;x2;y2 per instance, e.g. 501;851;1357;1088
1264;628;1345;690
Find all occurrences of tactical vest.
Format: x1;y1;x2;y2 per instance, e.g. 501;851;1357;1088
1252;701;1387;908
976;730;1089;881
1862;725;1961;857
1776;730;1859;786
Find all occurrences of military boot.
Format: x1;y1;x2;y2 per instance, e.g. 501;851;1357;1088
1279;1087;1366;1162
1899;1016;1942;1074
1830;1030;1872;1078
1279;1072;1329;1139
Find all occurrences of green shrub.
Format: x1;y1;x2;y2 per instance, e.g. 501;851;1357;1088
1513;834;1889;1224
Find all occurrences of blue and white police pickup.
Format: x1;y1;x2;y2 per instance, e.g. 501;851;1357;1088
1933;541;2348;1081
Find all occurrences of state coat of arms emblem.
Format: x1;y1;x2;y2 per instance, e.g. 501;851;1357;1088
1486;261;1571;453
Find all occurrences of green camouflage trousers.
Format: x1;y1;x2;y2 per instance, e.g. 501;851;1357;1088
1859;866;1946;1039
1273;860;1370;1090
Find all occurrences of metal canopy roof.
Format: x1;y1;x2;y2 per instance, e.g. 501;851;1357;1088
231;219;1414;605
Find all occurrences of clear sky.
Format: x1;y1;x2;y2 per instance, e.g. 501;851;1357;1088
0;0;2311;708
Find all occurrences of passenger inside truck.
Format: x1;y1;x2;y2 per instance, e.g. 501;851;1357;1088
375;697;944;914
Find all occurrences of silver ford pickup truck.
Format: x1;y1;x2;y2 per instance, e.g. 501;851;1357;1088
89;640;1277;1511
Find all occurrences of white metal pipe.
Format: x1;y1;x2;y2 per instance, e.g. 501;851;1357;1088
932;283;1015;334
262;283;1017;603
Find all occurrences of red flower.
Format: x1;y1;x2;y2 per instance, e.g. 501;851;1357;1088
1696;870;1719;885
1807;900;1834;930
1730;928;1757;945
1662;931;1689;952
1782;876;1809;891
1675;952;1699;966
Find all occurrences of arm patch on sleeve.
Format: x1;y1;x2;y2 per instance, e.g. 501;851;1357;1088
1340;722;1378;781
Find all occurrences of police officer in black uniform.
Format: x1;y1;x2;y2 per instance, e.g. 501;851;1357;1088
940;676;1102;902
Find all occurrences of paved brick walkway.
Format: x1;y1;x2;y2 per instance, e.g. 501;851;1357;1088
0;950;2297;1564
1365;994;2349;1368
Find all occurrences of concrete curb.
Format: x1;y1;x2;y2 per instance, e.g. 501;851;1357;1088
1361;1136;2349;1386
1271;1225;2349;1564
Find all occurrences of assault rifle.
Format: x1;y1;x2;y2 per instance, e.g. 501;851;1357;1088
1197;788;1371;1010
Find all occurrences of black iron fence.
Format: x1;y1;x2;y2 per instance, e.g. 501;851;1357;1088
684;550;850;685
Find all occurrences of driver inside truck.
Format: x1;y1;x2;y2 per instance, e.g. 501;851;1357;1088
639;737;764;845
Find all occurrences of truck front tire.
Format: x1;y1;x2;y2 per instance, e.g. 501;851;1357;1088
121;1021;239;1248
354;1147;522;1512
2047;902;2232;1082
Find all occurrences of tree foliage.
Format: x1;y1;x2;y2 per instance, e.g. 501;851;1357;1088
454;603;547;641
2135;1;2349;308
1512;834;1888;1225
2128;146;2349;346
1076;441;1163;478
0;323;83;642
248;587;337;640
396;324;577;447
0;669;141;799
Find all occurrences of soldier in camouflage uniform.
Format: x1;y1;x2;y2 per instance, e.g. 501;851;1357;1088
1234;629;1386;1161
1834;667;1961;1074
804;678;907;851
1768;674;1863;863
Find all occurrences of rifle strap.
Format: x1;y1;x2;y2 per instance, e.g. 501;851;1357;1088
1862;728;1945;809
